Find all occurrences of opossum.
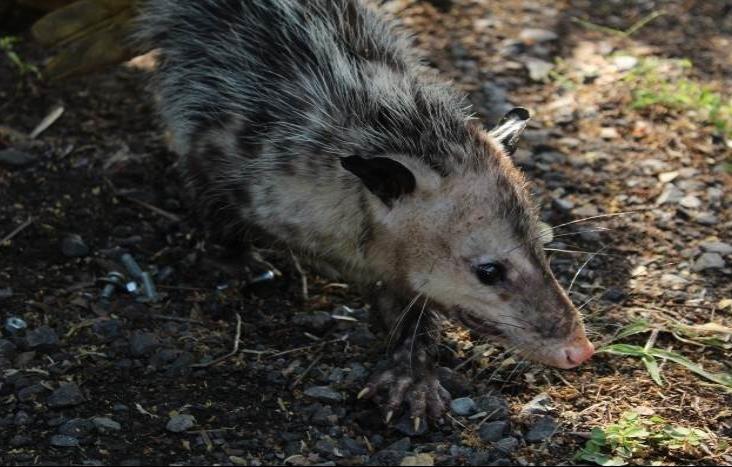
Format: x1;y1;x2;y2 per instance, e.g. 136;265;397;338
134;0;594;424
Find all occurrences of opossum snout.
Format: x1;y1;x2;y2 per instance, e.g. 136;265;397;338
541;332;595;369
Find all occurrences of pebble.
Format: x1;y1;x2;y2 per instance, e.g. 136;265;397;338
25;325;60;351
602;288;626;303
600;127;620;139
612;55;638;71
524;58;553;81
656;184;684;205
0;339;17;356
478;420;508;442
521;393;553;416
475;395;508;421
47;383;85;408
572;205;599;218
166;414;196;433
50;434;80;447
400;453;434;466
679;195;702;209
692;252;725;272
525;416;558;442
660;273;688;286
552;197;574;213
395;413;428;436
129;332;160;357
694;212;718;225
658;171;679;183
700;242;732;255
292;311;332;330
58;418;95;437
61;234;90;257
519;28;558;43
17;384;47;402
304;386;343;403
450;397;477;416
0;148;37;167
92;319;123;341
92;417;121;432
10;434;32;447
494;436;519;454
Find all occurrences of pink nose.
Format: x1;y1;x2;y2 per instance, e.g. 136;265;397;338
564;339;595;367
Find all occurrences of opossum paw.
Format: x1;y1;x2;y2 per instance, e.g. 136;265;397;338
357;369;452;425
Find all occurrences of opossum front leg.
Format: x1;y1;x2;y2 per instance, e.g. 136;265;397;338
358;295;451;427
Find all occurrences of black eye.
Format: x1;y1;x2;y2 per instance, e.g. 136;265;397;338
475;263;506;285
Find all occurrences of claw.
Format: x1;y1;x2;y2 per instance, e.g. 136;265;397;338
385;410;394;424
357;387;370;400
413;416;421;433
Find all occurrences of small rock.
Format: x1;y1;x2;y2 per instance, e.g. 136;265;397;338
600;127;620;139
475;395;508;421
700;242;732;255
552;197;574;213
292;311;332;330
572;205;599;218
656;184;684;205
314;437;343;457
612;55;638;71
166;414;196;433
525;416;558;442
58;418;95;437
61;234;90;257
692;252;725;272
304;386;343;403
450;397;477;416
521;393;553;416
679;195;702;209
658;171;679;183
436;366;471;397
601;288;626;303
519;28;558;43
25;326;60;352
92;417;121;432
478;420;508;442
10;434;32;447
0;148;36;167
386;437;411;452
494;437;519;454
51;434;80;447
17;383;47;402
129;332;160;357
0;339;17;356
400;453;434;466
48;383;85;408
524;58;553;81
92;319;122;341
694;212;718;225
370;450;407;466
660;273;688;286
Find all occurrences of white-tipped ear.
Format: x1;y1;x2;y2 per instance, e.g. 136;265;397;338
489;107;530;155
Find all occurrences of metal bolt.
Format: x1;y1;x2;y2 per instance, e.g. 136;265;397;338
120;253;144;279
5;316;27;334
140;271;159;302
125;281;140;295
100;271;125;301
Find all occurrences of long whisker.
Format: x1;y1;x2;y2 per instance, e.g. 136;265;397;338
545;210;641;233
409;296;429;371
387;292;422;348
568;246;608;295
503;228;612;257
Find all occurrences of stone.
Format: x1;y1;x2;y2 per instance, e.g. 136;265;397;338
602;288;626;303
50;434;80;447
525;416;558;442
612;55;638;71
17;383;47;402
658;171;679;183
524;58;553;81
660;273;688;286
10;434;32;447
552;197;574;213
58;418;95;437
0;148;36;167
450;397;478;416
129;332;159;357
694;212;718;225
47;384;85;408
25;326;60;351
92;319;122;341
700;242;732;255
475;395;508;421
395;413;429;436
61;234;90;257
166;414;196;433
656;184;684;205
600;127;620;139
92;417;121;432
572;204;599;218
0;339;17;356
479;420;509;442
400;454;434;466
494;437;519;454
304;386;343;403
692;253;725;272
292;311;332;330
521;393;553;416
519;28;558;43
679;195;702;209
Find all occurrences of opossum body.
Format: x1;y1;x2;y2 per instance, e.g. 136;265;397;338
136;0;594;421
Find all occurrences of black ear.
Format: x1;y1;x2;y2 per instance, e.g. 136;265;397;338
489;107;530;155
340;155;416;207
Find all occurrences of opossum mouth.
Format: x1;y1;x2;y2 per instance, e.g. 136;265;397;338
455;308;503;337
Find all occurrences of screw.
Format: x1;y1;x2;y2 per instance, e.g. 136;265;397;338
120;253;144;279
140;271;159;302
5;316;27;334
100;271;126;302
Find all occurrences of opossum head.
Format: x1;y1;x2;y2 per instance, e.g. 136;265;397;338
341;108;594;369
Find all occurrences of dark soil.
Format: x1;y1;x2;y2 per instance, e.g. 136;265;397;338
1;0;731;465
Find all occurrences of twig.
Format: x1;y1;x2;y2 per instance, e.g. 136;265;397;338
149;314;205;325
1;217;33;245
289;352;323;389
124;196;182;222
289;249;309;302
268;335;348;358
191;313;242;368
30;105;64;139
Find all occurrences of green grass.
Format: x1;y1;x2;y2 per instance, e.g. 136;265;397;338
576;411;712;466
0;36;41;79
626;57;732;138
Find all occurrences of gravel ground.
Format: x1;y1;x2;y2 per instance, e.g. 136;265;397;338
1;0;731;465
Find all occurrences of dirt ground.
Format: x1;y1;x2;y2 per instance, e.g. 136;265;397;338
1;0;731;465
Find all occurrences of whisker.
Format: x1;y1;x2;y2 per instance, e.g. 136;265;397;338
409;296;429;371
544;248;620;257
545;210;641;233
576;294;598;312
568;246;608;295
